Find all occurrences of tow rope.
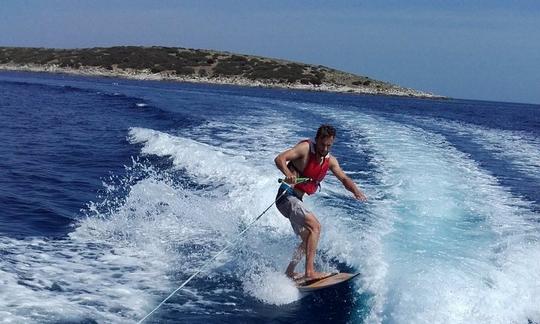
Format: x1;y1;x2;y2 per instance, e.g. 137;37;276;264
137;177;310;323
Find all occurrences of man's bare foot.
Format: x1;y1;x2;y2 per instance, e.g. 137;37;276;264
304;271;334;281
294;272;337;286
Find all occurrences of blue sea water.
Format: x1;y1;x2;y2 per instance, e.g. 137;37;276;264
0;71;539;323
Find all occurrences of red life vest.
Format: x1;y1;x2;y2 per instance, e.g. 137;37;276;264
293;140;330;195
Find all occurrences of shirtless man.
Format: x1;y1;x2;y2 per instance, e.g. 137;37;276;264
274;124;367;281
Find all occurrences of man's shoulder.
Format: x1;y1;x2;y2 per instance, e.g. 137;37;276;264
294;140;310;152
327;154;339;166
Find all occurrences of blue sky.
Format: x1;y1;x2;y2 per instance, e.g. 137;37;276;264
1;1;539;104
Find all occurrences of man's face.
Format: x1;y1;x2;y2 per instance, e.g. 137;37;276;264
315;136;335;157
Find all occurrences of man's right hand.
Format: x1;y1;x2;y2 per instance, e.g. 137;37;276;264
284;174;297;184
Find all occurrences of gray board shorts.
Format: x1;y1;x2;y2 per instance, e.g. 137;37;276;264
275;186;310;235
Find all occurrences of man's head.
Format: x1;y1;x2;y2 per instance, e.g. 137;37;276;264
315;124;336;157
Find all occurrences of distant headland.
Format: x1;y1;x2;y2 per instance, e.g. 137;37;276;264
0;46;443;98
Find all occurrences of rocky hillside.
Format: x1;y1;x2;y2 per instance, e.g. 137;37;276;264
0;46;438;97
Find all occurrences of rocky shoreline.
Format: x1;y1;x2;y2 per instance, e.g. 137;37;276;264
0;63;444;99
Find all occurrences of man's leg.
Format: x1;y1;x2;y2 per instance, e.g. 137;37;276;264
285;230;308;279
303;213;324;279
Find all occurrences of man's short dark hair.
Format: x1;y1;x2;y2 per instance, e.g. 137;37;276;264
316;124;336;139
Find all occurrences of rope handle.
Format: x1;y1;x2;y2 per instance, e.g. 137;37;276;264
277;177;312;184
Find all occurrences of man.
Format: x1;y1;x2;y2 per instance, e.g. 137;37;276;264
274;124;367;281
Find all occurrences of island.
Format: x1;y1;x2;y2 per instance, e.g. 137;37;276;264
0;46;442;98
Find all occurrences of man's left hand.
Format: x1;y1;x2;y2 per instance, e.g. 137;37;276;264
354;191;367;201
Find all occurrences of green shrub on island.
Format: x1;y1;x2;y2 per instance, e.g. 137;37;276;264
352;80;371;86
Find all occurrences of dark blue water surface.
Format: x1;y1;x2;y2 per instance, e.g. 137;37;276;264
0;71;538;323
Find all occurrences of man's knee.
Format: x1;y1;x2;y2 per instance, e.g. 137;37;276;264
304;213;321;234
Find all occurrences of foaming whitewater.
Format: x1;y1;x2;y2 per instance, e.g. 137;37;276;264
0;150;301;322
413;117;540;180
0;164;195;322
128;127;305;306
305;104;540;323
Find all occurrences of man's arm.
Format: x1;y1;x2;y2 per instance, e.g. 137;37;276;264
274;142;308;184
329;157;367;201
